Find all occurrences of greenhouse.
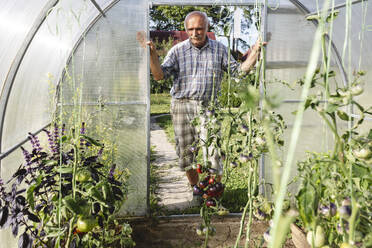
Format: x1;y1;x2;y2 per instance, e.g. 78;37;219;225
0;0;371;247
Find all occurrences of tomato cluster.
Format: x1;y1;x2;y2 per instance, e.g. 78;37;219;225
193;164;225;208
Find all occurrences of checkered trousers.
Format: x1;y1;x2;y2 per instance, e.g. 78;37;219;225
171;99;223;174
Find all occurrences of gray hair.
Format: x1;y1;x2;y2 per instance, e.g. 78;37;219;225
184;11;210;30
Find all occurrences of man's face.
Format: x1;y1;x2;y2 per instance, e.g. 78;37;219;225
185;15;208;48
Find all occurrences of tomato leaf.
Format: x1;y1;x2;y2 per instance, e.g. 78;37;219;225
26;174;42;210
337;110;352;121
89;188;109;207
63;196;89;215
326;10;339;23
297;181;317;227
325;104;338;113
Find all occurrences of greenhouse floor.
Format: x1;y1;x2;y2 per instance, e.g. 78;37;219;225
130;215;296;248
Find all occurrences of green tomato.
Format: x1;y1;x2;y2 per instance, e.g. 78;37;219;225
339;243;355;248
337;89;348;97
208;226;216;236
354;148;371;159
350;85;363;96
76;217;97;233
76;170;91;182
328;97;340;104
217;209;229;216
306;226;325;248
261;200;272;214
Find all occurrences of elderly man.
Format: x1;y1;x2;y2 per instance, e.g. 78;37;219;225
145;11;263;204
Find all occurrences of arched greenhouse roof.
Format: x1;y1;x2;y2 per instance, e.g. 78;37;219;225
0;0;371;219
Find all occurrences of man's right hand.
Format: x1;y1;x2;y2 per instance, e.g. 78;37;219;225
136;31;147;48
136;31;157;55
136;31;164;80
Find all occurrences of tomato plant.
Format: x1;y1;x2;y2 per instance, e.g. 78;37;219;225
295;70;372;247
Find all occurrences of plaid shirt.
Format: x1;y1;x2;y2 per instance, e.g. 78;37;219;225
161;38;239;101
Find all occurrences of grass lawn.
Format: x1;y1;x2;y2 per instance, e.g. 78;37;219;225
150;93;171;116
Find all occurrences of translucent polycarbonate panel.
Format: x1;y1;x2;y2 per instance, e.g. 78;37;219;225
263;2;344;195
63;4;148;104
266;5;317;70
61;0;149;216
2;0;112;152
0;228;17;248
265;4;345;100
263;105;337;195
330;1;372;110
60;104;148;216
0;0;49;93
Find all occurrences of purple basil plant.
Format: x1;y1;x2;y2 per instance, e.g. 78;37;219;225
0;122;129;248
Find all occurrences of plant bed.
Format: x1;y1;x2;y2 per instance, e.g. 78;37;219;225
129;215;296;248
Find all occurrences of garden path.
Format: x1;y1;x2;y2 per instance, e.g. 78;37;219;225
150;115;194;210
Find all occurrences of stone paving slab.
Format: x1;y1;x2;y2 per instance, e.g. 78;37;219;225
150;116;193;210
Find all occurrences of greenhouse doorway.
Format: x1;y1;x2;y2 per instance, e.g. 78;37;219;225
147;1;266;215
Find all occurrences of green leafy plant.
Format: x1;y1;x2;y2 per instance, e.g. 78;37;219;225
295;70;372;247
0;123;135;248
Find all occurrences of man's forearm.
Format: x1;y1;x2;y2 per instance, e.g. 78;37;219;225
240;40;265;73
240;55;257;72
150;52;164;81
240;47;259;72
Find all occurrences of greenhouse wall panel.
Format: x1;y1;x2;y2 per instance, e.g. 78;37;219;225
1;0;112;152
331;1;372;109
0;0;48;91
61;0;149;215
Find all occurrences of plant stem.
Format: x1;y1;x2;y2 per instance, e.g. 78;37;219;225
65;216;76;248
234;199;250;248
72;145;78;199
223;117;233;182
245;161;257;248
21;220;49;247
263;116;280;195
234;108;254;247
204;229;209;248
349;198;359;244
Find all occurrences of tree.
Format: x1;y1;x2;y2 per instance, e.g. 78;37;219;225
150;6;234;33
